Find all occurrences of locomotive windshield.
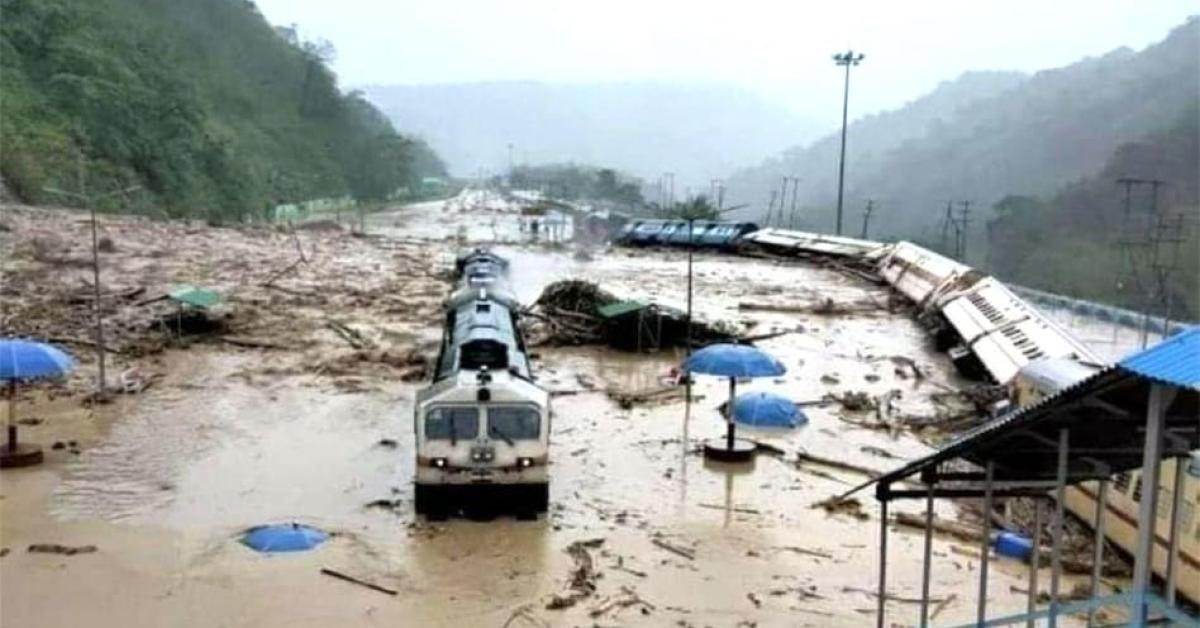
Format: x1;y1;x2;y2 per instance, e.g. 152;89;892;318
425;407;480;442
487;406;540;441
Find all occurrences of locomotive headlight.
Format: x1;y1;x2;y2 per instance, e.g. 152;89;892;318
517;457;533;469
432;458;447;468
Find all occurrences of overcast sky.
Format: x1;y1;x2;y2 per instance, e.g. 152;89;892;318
254;0;1194;126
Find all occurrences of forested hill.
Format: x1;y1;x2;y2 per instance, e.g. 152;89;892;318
0;0;445;221
723;18;1200;244
987;105;1199;320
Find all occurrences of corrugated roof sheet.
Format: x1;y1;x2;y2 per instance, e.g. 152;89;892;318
168;285;222;309
597;300;648;319
1118;327;1200;390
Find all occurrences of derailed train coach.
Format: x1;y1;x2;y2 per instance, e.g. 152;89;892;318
615;219;759;249
413;249;550;519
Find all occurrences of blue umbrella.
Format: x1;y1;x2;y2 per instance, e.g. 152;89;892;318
1;339;75;381
2;339;75;466
684;343;786;379
683;343;787;458
242;523;328;553
730;391;807;429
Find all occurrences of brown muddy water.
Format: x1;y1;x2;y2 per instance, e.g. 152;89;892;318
1;192;1099;627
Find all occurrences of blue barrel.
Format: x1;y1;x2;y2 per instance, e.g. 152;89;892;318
993;531;1034;561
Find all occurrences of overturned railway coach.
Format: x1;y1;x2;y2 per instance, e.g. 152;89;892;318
413;249;550;518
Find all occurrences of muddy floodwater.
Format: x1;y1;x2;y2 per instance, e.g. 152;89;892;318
1;192;1110;627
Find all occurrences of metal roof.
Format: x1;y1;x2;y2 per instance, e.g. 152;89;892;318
168;285;222;309
597;300;648;319
1118;327;1199;390
848;332;1200;502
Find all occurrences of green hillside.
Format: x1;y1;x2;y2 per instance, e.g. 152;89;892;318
724;19;1199;244
0;0;445;221
986;106;1199;320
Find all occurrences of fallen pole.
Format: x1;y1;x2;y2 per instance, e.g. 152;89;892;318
320;568;398;596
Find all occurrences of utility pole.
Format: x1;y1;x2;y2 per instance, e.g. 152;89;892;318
789;177;801;229
1116;178;1170;347
716;180;725;211
43;155;141;397
939;201;955;254
956;201;972;259
833;49;865;236
765;190;778;227
860;199;874;240
778;176;790;228
665;172;675;210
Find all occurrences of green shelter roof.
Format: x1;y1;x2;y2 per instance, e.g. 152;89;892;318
168;285;222;309
597;300;648;319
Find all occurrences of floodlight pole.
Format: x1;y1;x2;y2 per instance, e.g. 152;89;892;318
833;50;864;236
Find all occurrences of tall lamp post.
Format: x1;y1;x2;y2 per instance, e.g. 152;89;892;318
833;49;864;236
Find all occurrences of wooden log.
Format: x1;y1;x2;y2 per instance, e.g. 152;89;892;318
651;538;695;560
326;320;370;349
319;568;397;595
221;336;290;350
894;511;984;543
795;450;881;478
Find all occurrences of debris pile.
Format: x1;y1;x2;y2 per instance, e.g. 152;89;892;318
546;538;605;610
523;279;739;350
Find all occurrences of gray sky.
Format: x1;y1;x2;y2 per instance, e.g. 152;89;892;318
254;0;1194;126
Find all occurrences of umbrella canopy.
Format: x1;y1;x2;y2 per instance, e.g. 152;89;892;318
0;339;75;382
730;391;808;428
241;523;328;553
683;343;786;378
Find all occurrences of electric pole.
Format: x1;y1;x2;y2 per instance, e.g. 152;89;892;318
860;199;874;240
43;156;140;397
939;201;955;254
778;176;790;228
833;49;865;236
956;201;971;259
1116;177;1170;346
665;172;675;210
789;177;800;229
765;190;778;227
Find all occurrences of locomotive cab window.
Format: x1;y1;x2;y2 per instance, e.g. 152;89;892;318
487;406;540;441
425;407;480;441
